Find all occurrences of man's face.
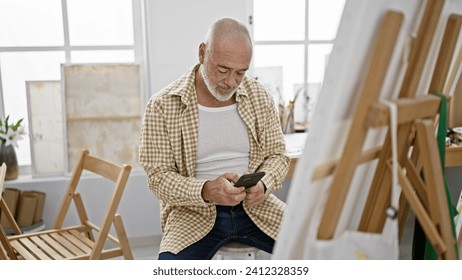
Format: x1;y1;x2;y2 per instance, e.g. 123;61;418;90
200;40;251;102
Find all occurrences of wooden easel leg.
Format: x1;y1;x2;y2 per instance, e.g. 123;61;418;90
414;120;457;259
397;160;447;257
398;194;410;241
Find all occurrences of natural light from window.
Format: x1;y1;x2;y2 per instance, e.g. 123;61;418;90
66;0;134;46
0;0;345;169
252;0;345;124
0;0;135;166
0;0;64;47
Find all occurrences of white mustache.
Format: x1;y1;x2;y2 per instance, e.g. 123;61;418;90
217;83;237;91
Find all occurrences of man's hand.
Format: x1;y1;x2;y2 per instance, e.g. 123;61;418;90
244;181;266;207
201;173;245;206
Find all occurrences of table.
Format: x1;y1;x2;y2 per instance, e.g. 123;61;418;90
284;132;307;179
283;132;462;178
446;145;462;167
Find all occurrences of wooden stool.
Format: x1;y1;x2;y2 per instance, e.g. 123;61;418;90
215;241;260;260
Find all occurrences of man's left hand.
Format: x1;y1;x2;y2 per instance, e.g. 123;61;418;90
244;181;266;207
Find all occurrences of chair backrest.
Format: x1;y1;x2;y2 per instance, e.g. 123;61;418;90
52;149;132;258
0;163;5;195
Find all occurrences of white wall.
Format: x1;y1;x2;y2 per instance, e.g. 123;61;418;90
145;0;250;95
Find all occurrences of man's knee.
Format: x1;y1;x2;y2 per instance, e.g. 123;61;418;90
158;251;177;260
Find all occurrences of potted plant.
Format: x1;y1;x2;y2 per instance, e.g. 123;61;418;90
0;115;25;180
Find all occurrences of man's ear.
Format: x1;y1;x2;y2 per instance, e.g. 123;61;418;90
199;43;206;64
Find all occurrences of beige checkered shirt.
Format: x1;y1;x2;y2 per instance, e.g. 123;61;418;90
139;64;290;254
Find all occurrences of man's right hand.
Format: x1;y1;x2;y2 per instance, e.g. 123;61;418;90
201;173;246;206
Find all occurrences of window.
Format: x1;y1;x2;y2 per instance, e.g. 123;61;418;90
251;0;345;124
0;0;144;170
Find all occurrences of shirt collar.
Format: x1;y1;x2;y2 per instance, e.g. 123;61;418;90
168;64;249;104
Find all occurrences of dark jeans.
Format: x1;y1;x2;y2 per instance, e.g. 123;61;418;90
158;202;275;260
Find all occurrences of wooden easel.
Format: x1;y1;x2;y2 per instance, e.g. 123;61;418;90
362;3;462;259
312;0;458;259
445;41;462;168
441;14;462;256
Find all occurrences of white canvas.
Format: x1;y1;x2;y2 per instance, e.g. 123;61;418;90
26;81;65;176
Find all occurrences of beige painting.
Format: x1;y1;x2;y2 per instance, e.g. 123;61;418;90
26;81;65;176
63;64;141;172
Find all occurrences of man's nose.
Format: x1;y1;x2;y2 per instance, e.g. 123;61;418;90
224;72;239;87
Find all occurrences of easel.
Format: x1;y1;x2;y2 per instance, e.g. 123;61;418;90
443;13;462;255
313;0;458;259
446;43;462;167
363;2;462;259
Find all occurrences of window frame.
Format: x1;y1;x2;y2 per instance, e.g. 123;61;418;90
0;0;148;174
250;0;343;123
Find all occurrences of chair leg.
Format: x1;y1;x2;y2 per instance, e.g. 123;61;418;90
114;214;134;260
0;224;17;260
0;247;6;259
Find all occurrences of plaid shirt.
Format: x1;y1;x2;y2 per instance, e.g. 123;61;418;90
139;64;289;254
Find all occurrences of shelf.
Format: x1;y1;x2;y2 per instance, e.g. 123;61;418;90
446;145;462;167
4;220;46;235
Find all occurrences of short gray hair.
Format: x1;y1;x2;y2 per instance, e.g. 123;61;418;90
204;18;253;50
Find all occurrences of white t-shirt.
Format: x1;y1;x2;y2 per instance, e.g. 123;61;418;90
195;103;250;180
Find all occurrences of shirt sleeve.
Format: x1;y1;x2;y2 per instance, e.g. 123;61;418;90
139;96;209;207
258;93;290;196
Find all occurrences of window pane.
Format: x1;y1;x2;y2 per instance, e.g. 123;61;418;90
253;45;304;102
67;0;134;46
253;0;305;41
71;50;135;63
306;44;332;122
0;0;64;46
308;44;332;84
0;51;65;165
308;0;345;40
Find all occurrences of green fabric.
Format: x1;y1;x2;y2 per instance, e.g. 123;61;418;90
424;92;458;259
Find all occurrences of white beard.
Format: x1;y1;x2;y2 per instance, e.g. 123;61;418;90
200;64;237;102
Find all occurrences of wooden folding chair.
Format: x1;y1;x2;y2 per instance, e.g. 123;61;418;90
0;149;133;260
0;163;17;259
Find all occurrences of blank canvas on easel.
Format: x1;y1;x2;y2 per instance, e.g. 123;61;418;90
62;64;141;172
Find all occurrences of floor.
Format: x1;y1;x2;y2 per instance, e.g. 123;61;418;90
131;243;159;260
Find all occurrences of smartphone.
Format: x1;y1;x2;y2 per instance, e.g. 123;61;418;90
234;172;265;188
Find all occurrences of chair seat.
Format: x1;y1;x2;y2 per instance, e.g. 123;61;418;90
8;227;125;260
215;241;260;260
9;228;90;260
